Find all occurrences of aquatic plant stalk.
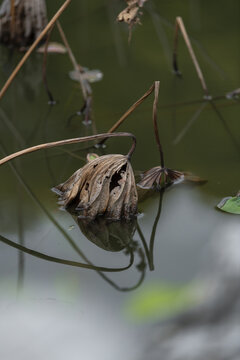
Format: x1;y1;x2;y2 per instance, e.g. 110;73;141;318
99;83;155;145
0;0;72;101
56;20;89;100
173;102;207;144
137;81;185;189
149;188;164;270
0;234;134;272
209;100;240;153
0;132;136;166
153;81;164;167
42;25;55;103
173;16;209;97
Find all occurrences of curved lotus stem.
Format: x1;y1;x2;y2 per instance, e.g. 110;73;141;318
0;132;136;166
0;234;134;273
153;81;164;168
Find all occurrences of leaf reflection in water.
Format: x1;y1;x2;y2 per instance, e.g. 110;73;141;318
76;216;136;252
67;212;147;291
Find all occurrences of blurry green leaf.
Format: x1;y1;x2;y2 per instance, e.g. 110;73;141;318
126;283;196;321
86;153;99;162
217;193;240;215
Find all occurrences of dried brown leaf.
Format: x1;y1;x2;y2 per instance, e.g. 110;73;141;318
137;167;206;189
52;154;138;220
183;172;207;184
137;166;184;189
0;0;48;47
117;0;148;26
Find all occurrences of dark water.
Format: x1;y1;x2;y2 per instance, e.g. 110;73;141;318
0;1;240;359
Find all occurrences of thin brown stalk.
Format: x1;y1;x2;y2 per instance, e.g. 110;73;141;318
0;132;136;166
173;16;180;75
42;25;55;104
173;102;207;144
0;234;134;272
149;188;164;270
0;0;72;101
56;21;81;70
153;81;164;168
99;83;155;145
173;16;209;97
56;20;89;100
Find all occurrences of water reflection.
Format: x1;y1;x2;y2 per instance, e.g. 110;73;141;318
72;214;147;291
137;189;164;271
0;186;169;293
0;182;170;294
0;231;136;271
0;216;147;292
75;216;136;252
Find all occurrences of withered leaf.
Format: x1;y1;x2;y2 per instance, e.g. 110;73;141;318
183;172;207;184
0;0;48;47
117;0;148;26
137;166;184;189
137;166;206;190
52;154;138;220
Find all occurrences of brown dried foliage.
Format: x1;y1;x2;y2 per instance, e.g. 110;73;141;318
117;0;148;26
138;166;184;189
52;154;138;220
138;167;206;189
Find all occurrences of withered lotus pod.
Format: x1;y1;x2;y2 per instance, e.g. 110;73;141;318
0;0;47;47
52;154;138;220
137;166;184;189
